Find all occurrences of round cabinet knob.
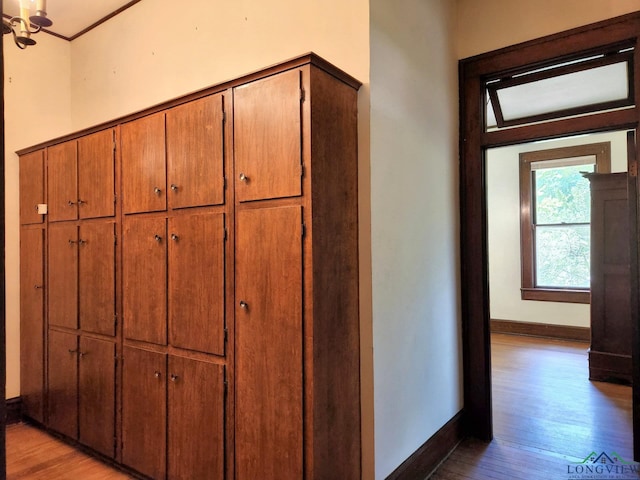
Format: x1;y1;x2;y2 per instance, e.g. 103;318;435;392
77;199;86;205
154;234;162;243
171;233;179;241
239;173;248;182
170;374;179;382
67;200;76;206
34;285;44;289
170;184;178;191
154;371;161;379
154;187;162;195
239;300;248;309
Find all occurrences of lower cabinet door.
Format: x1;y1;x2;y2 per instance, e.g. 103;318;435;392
235;206;304;479
78;337;115;458
122;346;167;479
167;356;225;480
47;330;78;439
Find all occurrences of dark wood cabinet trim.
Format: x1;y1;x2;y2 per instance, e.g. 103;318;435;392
6;398;22;425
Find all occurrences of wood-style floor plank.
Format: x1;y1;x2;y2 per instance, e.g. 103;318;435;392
7;423;132;479
430;333;637;480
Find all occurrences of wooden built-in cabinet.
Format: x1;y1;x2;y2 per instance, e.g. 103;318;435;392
588;172;632;384
19;54;361;480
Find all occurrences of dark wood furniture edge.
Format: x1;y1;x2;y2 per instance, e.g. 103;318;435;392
16;53;362;156
589;350;633;384
491;319;590;342
385;410;465;480
6;397;21;425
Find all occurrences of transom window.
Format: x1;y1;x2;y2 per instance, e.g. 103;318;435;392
519;142;611;303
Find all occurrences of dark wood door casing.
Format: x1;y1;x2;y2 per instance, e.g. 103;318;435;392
459;12;640;445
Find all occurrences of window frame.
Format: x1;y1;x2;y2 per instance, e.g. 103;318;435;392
519;142;611;303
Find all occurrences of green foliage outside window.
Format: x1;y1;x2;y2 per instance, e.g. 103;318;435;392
534;164;594;288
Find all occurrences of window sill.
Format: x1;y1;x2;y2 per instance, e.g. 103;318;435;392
521;288;590;304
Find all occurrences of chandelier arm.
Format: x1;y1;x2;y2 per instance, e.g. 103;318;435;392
11;28;26;50
12;16;42;34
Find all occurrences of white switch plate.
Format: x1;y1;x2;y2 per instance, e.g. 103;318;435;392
37;204;48;214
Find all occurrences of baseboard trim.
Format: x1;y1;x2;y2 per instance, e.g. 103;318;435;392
6;397;22;425
491;319;590;342
385;410;465;480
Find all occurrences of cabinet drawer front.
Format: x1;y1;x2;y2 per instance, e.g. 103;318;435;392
234;69;303;202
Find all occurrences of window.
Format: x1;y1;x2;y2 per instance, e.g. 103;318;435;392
519;142;611;303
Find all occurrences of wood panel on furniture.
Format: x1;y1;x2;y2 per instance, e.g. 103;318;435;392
588;172;632;384
19;228;45;423
19;54;360;480
19;149;45;225
47;130;115;222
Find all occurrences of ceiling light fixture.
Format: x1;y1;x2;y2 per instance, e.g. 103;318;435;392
2;0;53;49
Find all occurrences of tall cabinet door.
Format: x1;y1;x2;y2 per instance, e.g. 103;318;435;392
78;129;116;219
79;222;116;336
168;213;225;355
121;113;167;214
48;330;78;439
79;337;115;458
234;70;302;202
123;217;167;344
122;347;167;479
48;140;78;222
166;94;225;209
20;228;44;422
19;150;45;225
168;356;225;480
235;206;303;479
48;224;78;329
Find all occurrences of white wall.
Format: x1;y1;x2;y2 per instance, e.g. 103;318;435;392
457;0;640;59
487;131;629;328
370;1;461;477
4;34;72;399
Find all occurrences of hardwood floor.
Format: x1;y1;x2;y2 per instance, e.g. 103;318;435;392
6;334;636;479
6;423;132;479
430;333;636;480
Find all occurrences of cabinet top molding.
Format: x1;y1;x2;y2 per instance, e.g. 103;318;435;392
17;52;362;156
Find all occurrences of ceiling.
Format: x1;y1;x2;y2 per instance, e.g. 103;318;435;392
3;0;138;39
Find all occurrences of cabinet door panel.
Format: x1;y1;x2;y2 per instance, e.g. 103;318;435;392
235;70;302;202
79;223;116;336
168;357;224;480
78;129;115;219
79;337;115;458
167;94;225;209
169;213;224;354
48;330;78;439
48;224;78;329
48;141;78;222
19;150;45;225
121;113;166;213
20;228;44;422
235;206;303;479
123;217;167;344
122;347;166;479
